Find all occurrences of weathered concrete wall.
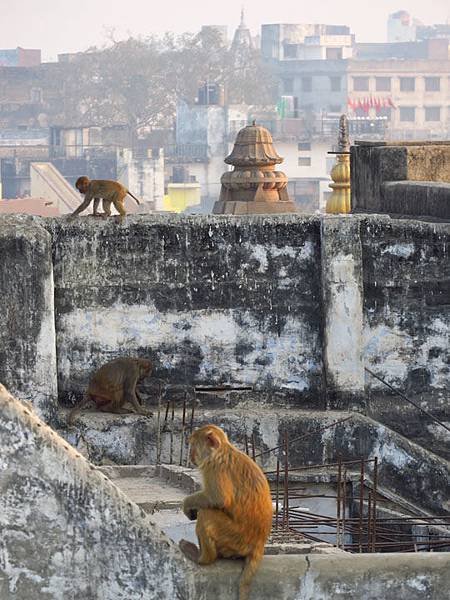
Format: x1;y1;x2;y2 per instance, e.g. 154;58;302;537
46;215;324;406
0;383;194;599
382;181;450;220
321;217;365;408
201;553;450;600
361;218;449;394
59;407;450;515
0;215;57;420
2;384;450;599
351;142;450;218
1;213;448;452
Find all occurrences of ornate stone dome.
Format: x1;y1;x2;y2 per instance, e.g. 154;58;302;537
213;122;297;215
225;122;284;167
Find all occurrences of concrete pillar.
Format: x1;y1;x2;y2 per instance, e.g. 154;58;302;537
321;215;365;409
0;215;57;421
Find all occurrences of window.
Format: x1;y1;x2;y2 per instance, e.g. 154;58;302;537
326;47;343;60
30;88;43;103
298;142;311;151
301;77;312;93
284;44;297;59
399;107;415;121
298;157;312;166
283;78;294;94
425;77;440;92
376;77;391;92
425;106;441;121
353;77;369;91
400;77;415;92
328;104;342;113
330;76;341;92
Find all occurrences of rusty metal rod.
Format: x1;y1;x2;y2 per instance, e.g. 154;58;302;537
264;457;376;475
336;456;342;548
169;400;175;465
359;457;365;553
156;381;162;466
275;458;280;531
372;456;378;552
179;394;187;466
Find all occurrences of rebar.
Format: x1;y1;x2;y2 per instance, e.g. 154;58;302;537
372;457;378;552
359;458;364;553
156;381;162;466
169;400;175;465
275;459;280;531
179;394;187;466
336;456;342;548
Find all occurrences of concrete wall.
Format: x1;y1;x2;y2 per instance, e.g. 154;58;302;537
0;383;194;599
1;384;450;599
0;213;448;418
47;215;324;406
0;215;57;420
361;218;449;391
351;142;450;218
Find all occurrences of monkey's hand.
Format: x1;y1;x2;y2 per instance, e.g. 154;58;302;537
182;493;205;520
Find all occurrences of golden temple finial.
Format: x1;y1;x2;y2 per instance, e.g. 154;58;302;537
326;114;351;214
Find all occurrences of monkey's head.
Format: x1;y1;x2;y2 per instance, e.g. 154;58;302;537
75;176;90;194
137;359;152;380
189;425;229;466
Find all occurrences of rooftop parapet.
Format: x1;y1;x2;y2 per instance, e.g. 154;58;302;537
351;140;450;219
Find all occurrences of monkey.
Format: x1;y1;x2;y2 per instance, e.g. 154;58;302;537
68;357;153;424
179;425;272;600
71;177;141;220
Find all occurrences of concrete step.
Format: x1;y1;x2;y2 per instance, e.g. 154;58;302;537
57;404;450;517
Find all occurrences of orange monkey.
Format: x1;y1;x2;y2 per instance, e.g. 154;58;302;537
72;177;140;219
180;425;272;600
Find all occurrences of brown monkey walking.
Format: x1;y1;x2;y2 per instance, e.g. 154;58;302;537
72;177;141;220
68;357;153;424
180;425;272;600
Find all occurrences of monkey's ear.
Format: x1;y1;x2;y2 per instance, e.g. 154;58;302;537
206;431;220;449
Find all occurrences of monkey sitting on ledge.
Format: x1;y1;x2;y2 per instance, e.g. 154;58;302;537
68;357;153;424
180;425;272;600
71;177;141;220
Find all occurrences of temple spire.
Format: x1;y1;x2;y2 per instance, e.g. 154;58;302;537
240;6;245;28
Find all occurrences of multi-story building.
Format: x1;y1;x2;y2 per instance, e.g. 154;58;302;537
263;26;450;140
0;47;41;68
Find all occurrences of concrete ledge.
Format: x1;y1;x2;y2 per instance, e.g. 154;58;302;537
193;553;450;599
382;181;450;220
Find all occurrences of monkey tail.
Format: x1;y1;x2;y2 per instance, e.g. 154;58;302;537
67;394;92;425
239;545;264;600
126;191;141;206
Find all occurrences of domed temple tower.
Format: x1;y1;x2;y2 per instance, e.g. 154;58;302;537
213;122;297;214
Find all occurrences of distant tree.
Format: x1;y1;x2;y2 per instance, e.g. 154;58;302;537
56;29;276;136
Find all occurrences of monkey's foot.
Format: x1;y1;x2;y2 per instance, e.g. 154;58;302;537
179;540;200;563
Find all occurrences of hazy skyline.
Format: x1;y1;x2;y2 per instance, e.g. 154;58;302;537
1;0;449;61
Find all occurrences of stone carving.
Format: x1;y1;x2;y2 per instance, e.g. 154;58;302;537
213;122;297;214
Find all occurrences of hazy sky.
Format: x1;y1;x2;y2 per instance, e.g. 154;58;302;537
1;0;449;61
